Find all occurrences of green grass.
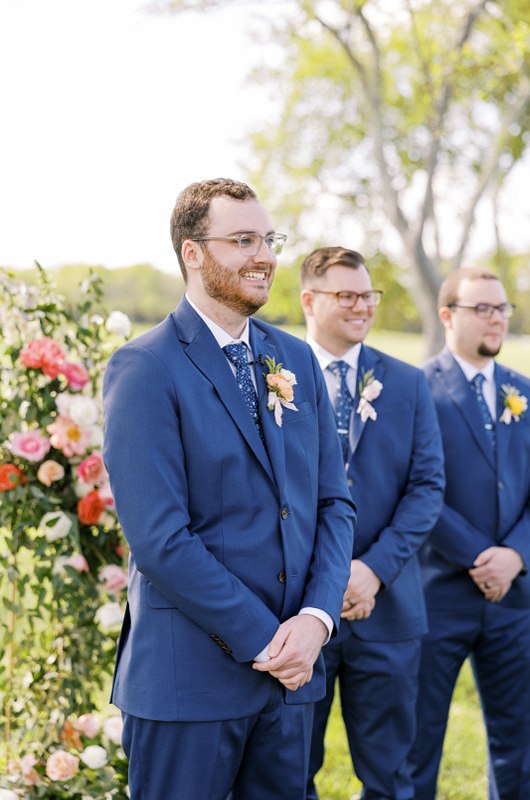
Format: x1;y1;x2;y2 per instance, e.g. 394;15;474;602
316;661;487;800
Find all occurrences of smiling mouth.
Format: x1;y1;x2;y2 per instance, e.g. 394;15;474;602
241;270;269;282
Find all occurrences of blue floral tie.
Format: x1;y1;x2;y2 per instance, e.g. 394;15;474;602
328;360;355;462
470;373;496;452
223;343;264;440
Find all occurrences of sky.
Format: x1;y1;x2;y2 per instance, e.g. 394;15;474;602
2;0;529;277
1;0;271;274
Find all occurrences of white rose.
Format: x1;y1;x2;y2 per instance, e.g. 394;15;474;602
103;715;123;745
95;602;123;630
88;425;104;448
38;511;73;542
55;392;74;418
106;311;131;339
69;396;99;427
75;481;93;498
80;745;108;769
0;789;19;800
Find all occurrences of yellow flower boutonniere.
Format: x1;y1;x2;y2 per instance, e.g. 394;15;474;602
356;368;383;422
262;355;298;427
500;384;528;424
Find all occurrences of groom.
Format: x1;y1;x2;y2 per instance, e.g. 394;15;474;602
102;178;355;800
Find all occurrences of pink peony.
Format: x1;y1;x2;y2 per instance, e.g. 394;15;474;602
61;361;90;391
20;336;65;379
7;430;51;463
47;416;92;458
77;452;107;485
45;749;79;781
99;564;128;594
37;459;65;486
73;713;101;738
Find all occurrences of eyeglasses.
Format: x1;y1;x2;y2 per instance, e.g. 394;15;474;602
448;302;516;319
309;289;383;308
193;232;287;256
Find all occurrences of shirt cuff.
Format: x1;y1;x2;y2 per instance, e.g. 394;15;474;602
253;608;333;661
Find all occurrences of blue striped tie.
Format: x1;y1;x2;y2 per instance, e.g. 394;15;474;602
470;373;496;452
328;360;355;462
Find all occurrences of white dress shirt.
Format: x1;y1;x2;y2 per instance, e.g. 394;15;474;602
453;353;497;419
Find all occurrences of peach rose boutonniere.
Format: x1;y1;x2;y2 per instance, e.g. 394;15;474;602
357;368;383;423
263;355;298;427
500;384;528;424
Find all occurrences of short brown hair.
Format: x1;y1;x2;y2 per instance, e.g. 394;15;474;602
169;178;257;281
438;267;500;308
300;247;365;287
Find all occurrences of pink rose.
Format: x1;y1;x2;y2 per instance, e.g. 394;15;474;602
45;749;79;781
362;379;383;402
66;554;89;573
73;713;101;738
99;564;128;594
20;336;65;379
7;430;51;463
37;459;65;486
47;416;91;458
61;361;90;391
77;452;107;485
20;754;41;786
266;372;295;402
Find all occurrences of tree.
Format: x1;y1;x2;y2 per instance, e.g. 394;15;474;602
154;0;530;353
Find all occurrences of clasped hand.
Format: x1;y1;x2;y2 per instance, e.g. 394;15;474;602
469;546;523;603
341;560;381;621
252;614;327;692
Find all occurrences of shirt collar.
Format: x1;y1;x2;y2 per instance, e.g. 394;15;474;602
452;352;495;384
186;294;251;350
306;335;362;372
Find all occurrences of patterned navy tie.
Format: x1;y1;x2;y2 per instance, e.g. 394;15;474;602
470;373;496;452
223;343;264;440
328;360;355;462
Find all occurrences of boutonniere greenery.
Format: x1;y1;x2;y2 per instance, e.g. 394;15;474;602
500;384;528;424
357;368;383;422
262;355;298;427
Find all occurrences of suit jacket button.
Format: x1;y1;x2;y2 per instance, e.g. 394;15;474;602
278;570;287;583
281;506;289;519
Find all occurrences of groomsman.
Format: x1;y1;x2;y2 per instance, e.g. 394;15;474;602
300;247;444;800
410;267;530;800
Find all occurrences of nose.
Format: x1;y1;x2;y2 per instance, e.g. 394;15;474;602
252;239;276;264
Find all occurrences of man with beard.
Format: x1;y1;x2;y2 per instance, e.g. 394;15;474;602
410;267;530;800
102;178;355;800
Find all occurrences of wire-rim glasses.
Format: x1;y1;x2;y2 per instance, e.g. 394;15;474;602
193;233;287;256
448;302;515;319
309;289;383;308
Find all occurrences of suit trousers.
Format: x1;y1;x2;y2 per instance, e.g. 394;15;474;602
122;680;314;800
410;601;530;800
307;625;420;800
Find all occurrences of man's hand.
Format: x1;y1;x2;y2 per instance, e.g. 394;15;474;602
341;560;381;621
252;614;327;691
469;546;524;603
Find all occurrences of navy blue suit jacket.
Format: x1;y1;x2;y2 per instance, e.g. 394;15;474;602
102;299;355;721
421;348;530;610
343;345;444;641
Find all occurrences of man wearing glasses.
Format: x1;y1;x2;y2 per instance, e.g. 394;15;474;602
410;267;530;799
102;180;355;799
300;247;444;800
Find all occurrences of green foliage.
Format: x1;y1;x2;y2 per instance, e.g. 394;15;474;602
0;266;128;797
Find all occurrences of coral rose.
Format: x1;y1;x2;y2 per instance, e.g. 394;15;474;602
20;336;65;379
61;360;90;391
0;463;26;491
77;489;107;525
37;459;65;486
266;372;294;402
77;452;107;485
45;749;79;781
7;429;51;462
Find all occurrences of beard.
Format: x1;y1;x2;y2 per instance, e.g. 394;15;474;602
200;248;270;316
478;342;502;358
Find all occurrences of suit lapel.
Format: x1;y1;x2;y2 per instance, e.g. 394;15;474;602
172;301;274;482
350;345;384;455
494;363;514;470
250;322;286;493
438;348;496;470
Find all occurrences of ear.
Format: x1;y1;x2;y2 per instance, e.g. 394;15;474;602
182;239;203;274
300;289;315;317
439;306;452;331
